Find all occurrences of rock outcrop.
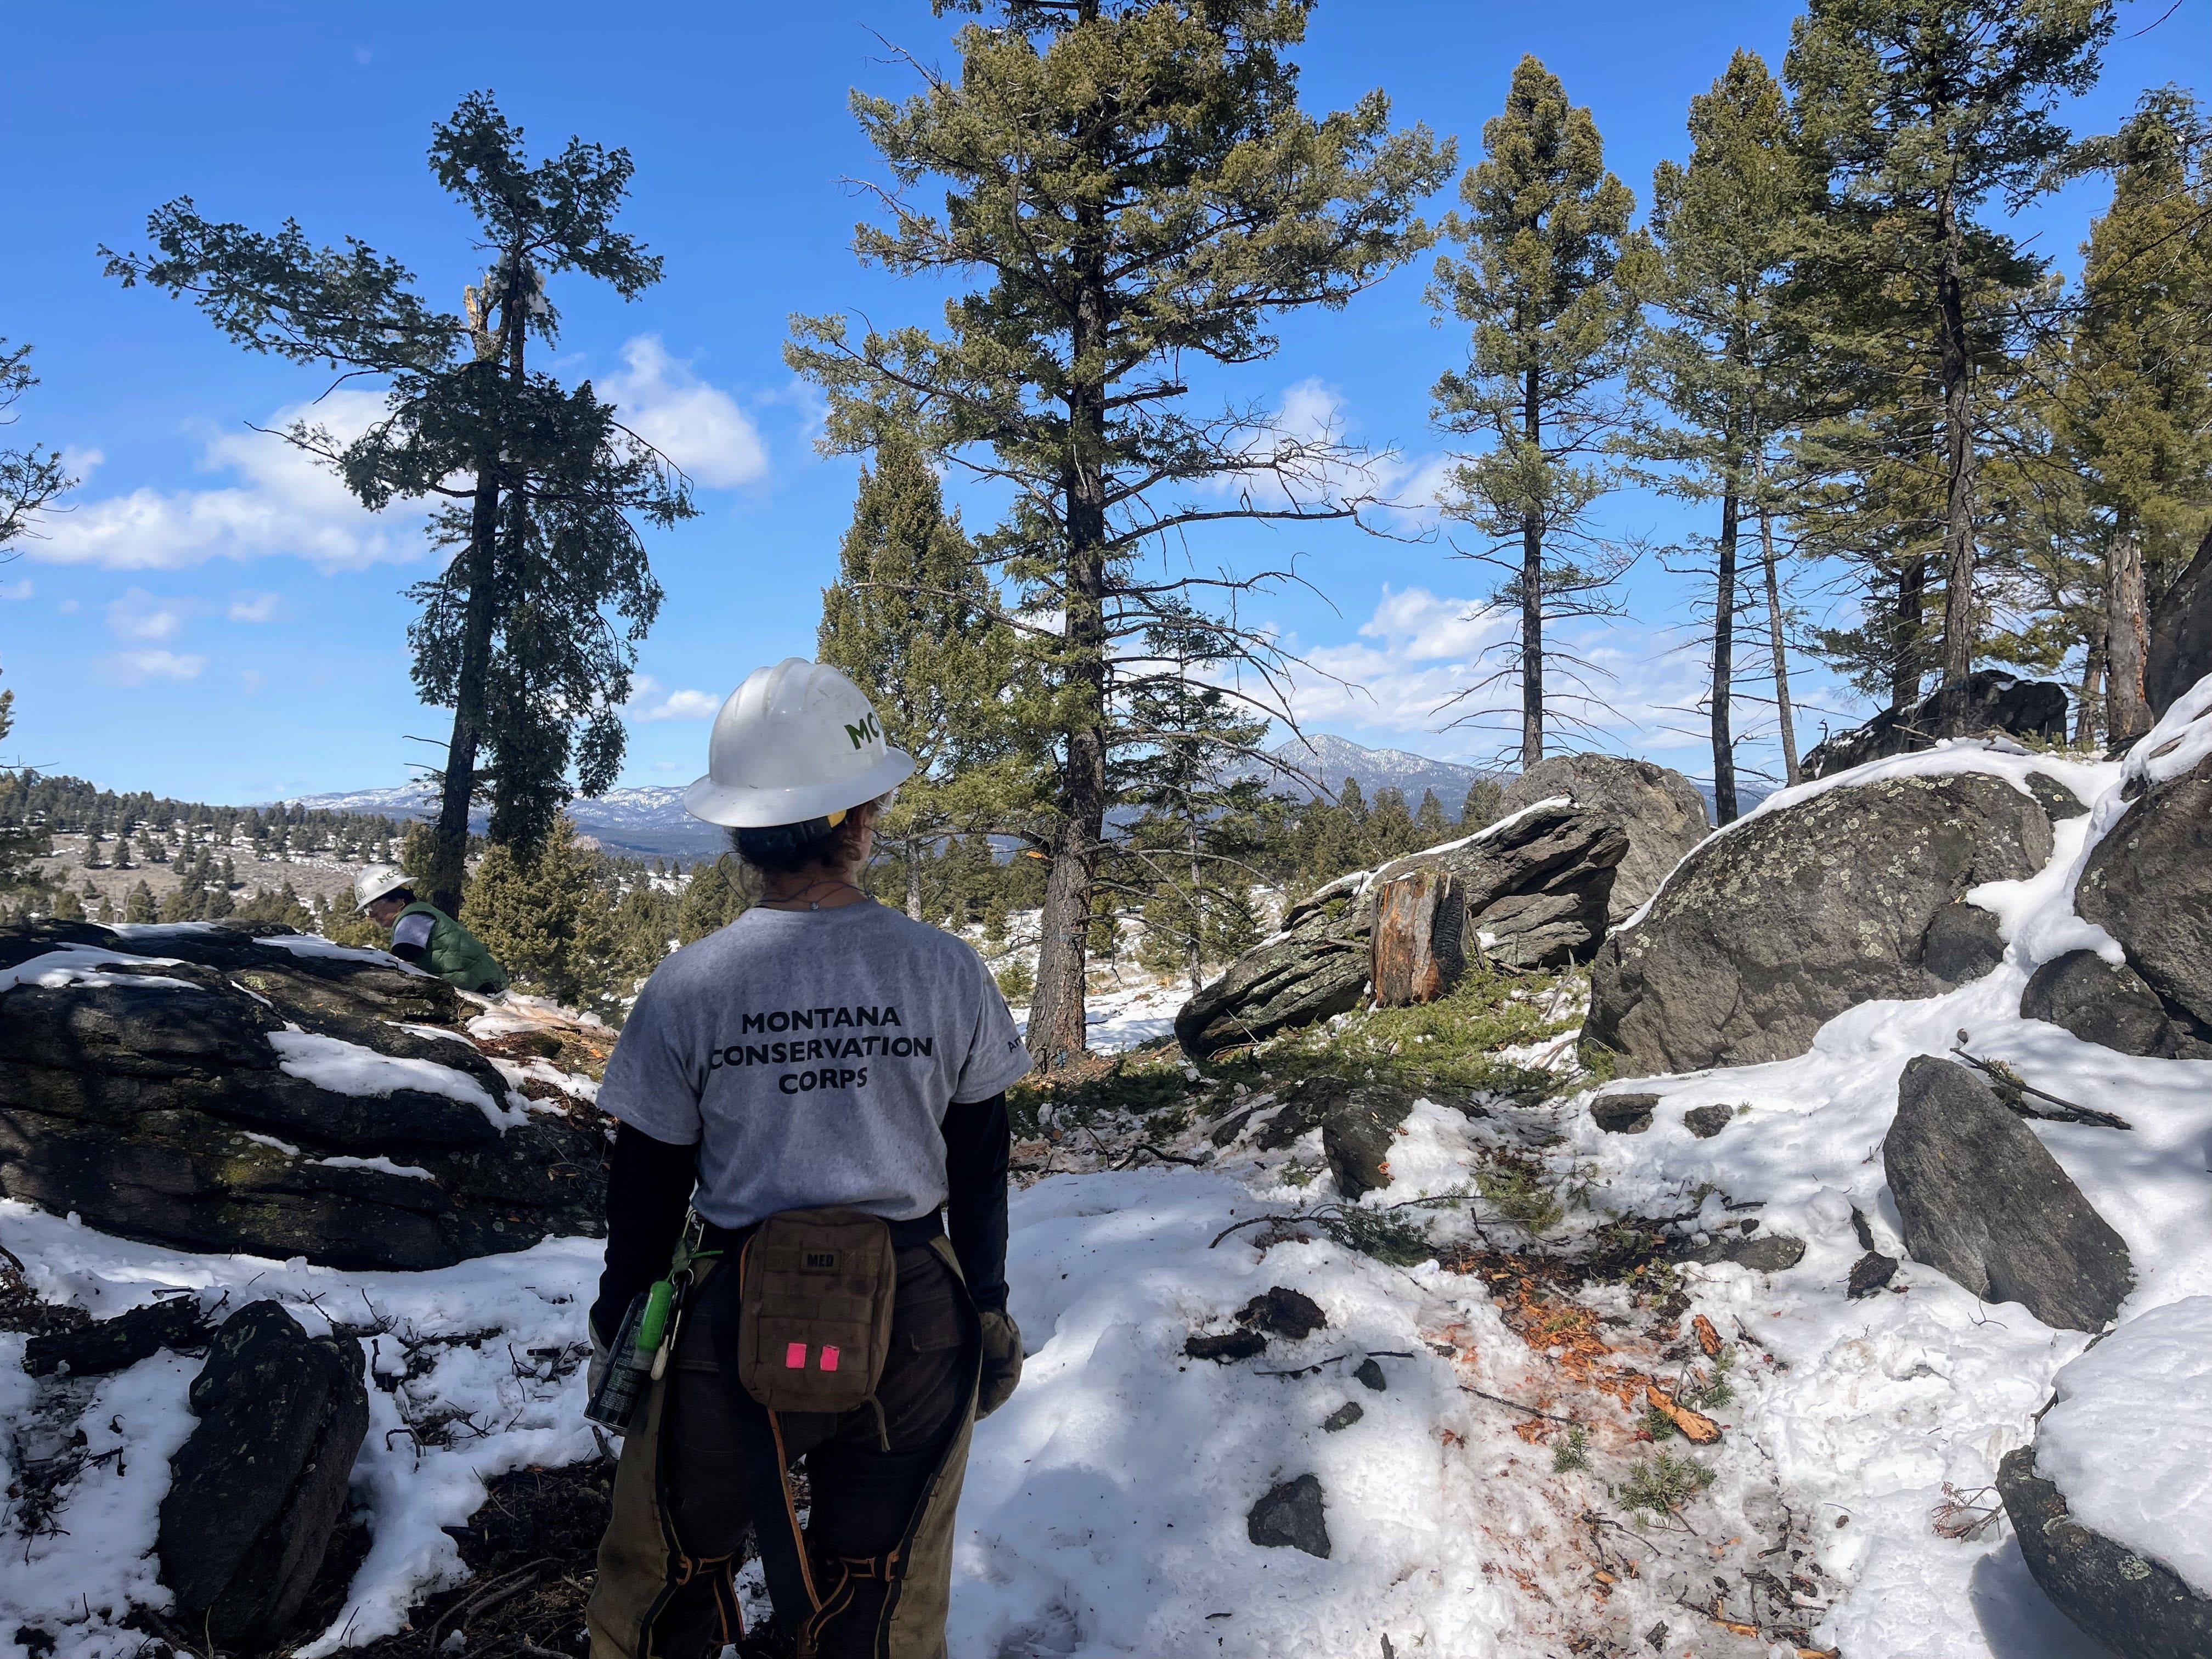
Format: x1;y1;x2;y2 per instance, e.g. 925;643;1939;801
1801;669;2068;777
0;921;606;1270
2145;526;2212;719
1998;1451;2212;1659
2021;950;2212;1060
1177;800;1626;1060
1882;1057;2132;1332
156;1301;371;1649
1582;771;2051;1077
2076;752;2212;1036
1498;754;1709;919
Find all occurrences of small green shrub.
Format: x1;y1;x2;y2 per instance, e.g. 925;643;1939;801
1617;1451;1716;1517
1551;1425;1591;1473
1476;1159;1563;1234
1640;1404;1679;1442
1686;1347;1735;1410
995;957;1035;1002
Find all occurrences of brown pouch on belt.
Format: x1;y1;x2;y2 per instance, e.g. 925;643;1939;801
736;1207;897;1415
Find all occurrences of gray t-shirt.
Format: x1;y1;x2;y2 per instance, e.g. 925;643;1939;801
599;898;1032;1229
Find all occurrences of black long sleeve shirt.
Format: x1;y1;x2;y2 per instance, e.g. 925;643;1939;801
590;1092;1013;1344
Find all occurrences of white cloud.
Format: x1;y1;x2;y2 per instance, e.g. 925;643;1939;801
1286;586;1512;735
603;336;770;490
1212;379;1453;520
60;447;104;483
33;391;433;573
106;587;201;642
625;674;721;722
0;579;31;602
228;591;284;623
98;649;207;685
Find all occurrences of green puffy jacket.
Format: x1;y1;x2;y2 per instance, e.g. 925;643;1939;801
392;900;508;994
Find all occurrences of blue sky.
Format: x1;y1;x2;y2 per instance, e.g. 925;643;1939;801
2;1;2203;805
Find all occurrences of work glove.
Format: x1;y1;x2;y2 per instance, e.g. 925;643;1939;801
977;1308;1023;1419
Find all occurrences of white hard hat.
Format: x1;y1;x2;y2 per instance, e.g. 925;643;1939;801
682;658;916;828
353;864;412;913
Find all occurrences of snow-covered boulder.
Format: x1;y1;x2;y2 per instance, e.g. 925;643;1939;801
1883;1056;2133;1332
1998;1296;2212;1658
1497;752;1708;921
1583;770;2054;1077
2076;751;2212;1038
0;921;606;1270
1176;798;1625;1059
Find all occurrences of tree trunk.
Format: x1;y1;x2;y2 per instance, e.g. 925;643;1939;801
1520;366;1544;770
1936;185;1978;693
1187;817;1204;994
1891;554;1927;714
1027;139;1110;1071
2076;639;2104;746
1371;868;1465;1008
1754;461;1800;786
428;466;498;917
2105;524;2152;744
1711;485;1740;825
904;836;924;922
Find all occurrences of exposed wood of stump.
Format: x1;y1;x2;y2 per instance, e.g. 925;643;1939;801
1370;869;1465;1008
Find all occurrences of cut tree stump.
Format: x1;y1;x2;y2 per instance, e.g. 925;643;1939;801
1370;869;1465;1008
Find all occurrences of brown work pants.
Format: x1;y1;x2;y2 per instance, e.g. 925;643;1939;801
588;1241;979;1659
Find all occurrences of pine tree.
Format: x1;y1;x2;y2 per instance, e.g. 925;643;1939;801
1119;614;1272;991
676;855;749;946
1640;52;1813;818
1786;0;2116;699
463;815;605;1005
0;674;55;907
817;427;1027;920
2051;90;2212;740
1429;55;1649;767
105;93;694;910
789;0;1451;1069
1415;789;1449;839
1460;776;1503;827
1;340;74;552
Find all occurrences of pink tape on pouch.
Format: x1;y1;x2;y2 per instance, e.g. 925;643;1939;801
785;1341;808;1369
820;1345;842;1372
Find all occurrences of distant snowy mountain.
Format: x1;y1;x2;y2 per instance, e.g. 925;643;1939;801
1242;732;1499;809
285;782;726;861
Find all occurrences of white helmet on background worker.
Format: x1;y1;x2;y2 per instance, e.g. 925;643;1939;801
352;864;412;913
682;657;916;829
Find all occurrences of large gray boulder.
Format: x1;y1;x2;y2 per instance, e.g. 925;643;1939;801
1998;1450;2212;1658
2076;753;2212;1035
157;1301;370;1649
1883;1057;2132;1332
0;922;606;1269
1583;771;2051;1077
1498;754;1708;921
2021;950;2212;1060
1802;669;2069;777
1176;800;1624;1060
2144;528;2212;718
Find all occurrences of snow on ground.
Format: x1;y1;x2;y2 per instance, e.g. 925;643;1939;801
266;1028;531;1130
1010;978;1187;1056
0;1205;600;1658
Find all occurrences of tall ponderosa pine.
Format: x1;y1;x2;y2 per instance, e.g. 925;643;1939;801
105;93;693;912
2052;90;2212;741
1640;51;1813;817
817;429;1028;920
790;0;1450;1068
1786;0;2115;701
1429;55;1648;768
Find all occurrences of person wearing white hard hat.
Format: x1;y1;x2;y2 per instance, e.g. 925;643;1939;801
350;864;507;994
585;659;1029;1659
